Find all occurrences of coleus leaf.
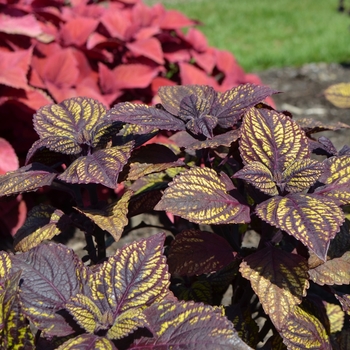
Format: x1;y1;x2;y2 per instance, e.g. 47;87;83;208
325;302;344;333
0;271;34;349
57;334;116;350
0;251;12;281
296;118;350;134
33;97;108;155
89;233;169;337
75;190;132;243
314;155;350;205
107;102;186;131
0;163;57;196
155;167;250;225
13;204;71;252
256;193;344;261
237;107;323;195
167;229;235;276
10;243;90;337
58;142;134;189
324;82;350;108
239;246;309;331
130;300;253;350
308;251;350;285
211;83;278;128
280;306;331;350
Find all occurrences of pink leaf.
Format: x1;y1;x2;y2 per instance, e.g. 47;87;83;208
101;10;135;41
179;62;219;88
60;17;99;46
159;10;195;29
0;13;42;38
0;195;27;236
186;28;208;52
191;48;216;74
0;48;32;89
126;38;164;64
42;49;79;89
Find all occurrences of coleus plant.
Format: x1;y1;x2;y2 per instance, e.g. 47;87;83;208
1;82;350;349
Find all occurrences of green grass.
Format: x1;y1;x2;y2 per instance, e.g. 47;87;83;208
144;0;350;72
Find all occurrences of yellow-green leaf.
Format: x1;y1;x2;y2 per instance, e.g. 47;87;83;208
256;193;344;261
90;233;170;313
280;306;331;350
308;251;350;285
14;204;70;252
240;107;309;171
76;190;132;243
57;334;116;350
315;155;350;205
0;251;12;282
325;302;344;333
324;83;350;108
239;246;309;330
65;294;102;334
58;142;133;188
107;307;149;340
155;167;250;225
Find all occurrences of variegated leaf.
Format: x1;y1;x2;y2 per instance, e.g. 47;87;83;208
0;251;12;282
280;306;331;350
75;190;132;243
155;167;250;225
57;334;116;350
308;251;350;285
0;163;57;196
314;155;350;205
107;102;185;131
255;193;344;261
325;302;344;333
131;300;253;350
90;233;169;314
58;142;133;188
296;118;350;134
239;246;309;330
13;204;71;252
34;97;108;154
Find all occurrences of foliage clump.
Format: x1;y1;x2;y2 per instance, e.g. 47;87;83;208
1;80;350;349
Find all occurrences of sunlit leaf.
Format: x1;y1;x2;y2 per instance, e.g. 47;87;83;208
131;300;253;350
239;246;309;330
0;251;12;281
65;294;102;334
58;142;133;188
324;83;350;108
167;229;235;276
10;243;90;337
325;302;344;333
107;102;185;131
0;163;57;196
76;190;132;243
240;107;309;170
107;307;149;340
280;306;331;350
13;204;71;252
314;155;350;205
234;161;278;196
256;194;344;261
308;251;350;285
57;334;116;350
282;159;323;193
90;232;169;315
34;97;108;154
155;167;250;225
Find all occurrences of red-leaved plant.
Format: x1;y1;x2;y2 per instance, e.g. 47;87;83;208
1;82;350;349
0;0;265;160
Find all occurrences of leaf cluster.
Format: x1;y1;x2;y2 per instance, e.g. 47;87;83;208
1;81;350;349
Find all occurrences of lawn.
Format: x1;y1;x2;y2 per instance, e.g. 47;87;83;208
144;0;350;72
